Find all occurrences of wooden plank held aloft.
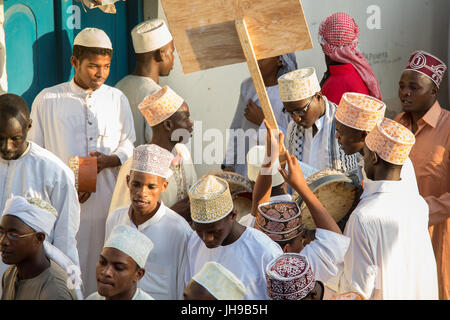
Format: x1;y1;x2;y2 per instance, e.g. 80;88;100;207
235;18;286;164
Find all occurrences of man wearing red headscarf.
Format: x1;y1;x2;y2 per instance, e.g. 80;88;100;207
318;12;382;104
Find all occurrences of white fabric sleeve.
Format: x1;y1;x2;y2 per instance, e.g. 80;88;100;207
50;169;81;267
176;227;192;300
327;214;378;299
300;228;350;283
28;92;46;147
112;94;136;165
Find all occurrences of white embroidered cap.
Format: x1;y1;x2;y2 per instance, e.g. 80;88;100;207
247;145;284;187
192;262;246;300
74;28;112;49
104;225;154;268
278;67;321;102
131;144;174;179
131;19;173;53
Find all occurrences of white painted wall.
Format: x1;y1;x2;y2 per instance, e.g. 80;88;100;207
144;0;449;177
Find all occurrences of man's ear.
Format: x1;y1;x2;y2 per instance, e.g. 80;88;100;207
126;174;130;188
162;119;173;132
282;243;290;253
35;232;46;244
229;210;237;221
70;56;79;69
372;151;380;165
161;179;169;193
136;268;145;282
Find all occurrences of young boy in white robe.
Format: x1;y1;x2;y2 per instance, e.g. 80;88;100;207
106;144;192;300
109;86;197;223
86;225;154;300
334;92;418;191
316;118;438;299
28;28;136;295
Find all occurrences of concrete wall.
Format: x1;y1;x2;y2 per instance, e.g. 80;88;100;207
144;0;449;177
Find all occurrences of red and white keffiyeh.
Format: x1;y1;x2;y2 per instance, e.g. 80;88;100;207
318;12;382;100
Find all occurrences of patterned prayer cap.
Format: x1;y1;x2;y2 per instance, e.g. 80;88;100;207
336;92;386;131
318;12;359;57
131;19;173;54
74;28;112;49
138;86;184;127
192;262;246;300
189;175;234;224
256;201;303;242
330;292;365;300
104;225;154;268
131;144;174;179
365;118;415;165
278;67;321;102
246;145;284;187
403;50;447;88
266;253;315;300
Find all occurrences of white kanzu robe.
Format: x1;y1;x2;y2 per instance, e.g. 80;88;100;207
115;75;161;146
106;202;192;300
327;179;439;300
185;227;283;300
86;288;154;300
0;142;81;294
108;143;197;214
28;79;135;296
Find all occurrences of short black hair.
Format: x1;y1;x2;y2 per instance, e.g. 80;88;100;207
0;93;30;126
72;45;113;63
135;49;163;63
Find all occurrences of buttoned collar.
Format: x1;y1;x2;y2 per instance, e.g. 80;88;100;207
69;78;105;98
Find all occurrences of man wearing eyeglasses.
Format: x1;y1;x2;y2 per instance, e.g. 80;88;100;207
278;67;358;173
0;196;78;300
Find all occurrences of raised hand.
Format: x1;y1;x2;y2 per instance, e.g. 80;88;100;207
278;151;307;195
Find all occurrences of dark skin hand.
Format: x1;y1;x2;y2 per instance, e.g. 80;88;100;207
77;152;121;204
244;99;265;126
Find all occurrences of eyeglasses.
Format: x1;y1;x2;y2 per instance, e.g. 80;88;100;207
0;230;37;241
282;95;315;117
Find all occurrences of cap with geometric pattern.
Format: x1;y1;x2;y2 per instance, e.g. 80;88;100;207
189;175;234;224
266;253;315;300
138;86;184;127
403;50;447;88
365;117;415;165
336;92;386;131
278;67;321;102
131;144;174;179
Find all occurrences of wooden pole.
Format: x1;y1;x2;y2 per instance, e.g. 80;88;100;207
235;18;286;163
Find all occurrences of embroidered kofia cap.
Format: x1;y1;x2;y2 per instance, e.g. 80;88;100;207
266;253;315;300
336;92;386;131
131;19;173;53
138;86;184;127
278;67;321;102
131;144;174;179
365;117;415;165
403;50;447;88
189;175;234;224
